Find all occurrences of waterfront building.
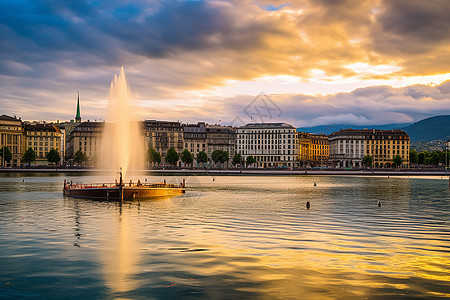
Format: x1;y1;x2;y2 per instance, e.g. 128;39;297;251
143;120;183;163
183;122;207;165
66;121;104;166
54;122;66;164
24;123;61;165
297;132;329;167
236;123;298;168
0;114;24;167
329;129;410;168
206;125;236;165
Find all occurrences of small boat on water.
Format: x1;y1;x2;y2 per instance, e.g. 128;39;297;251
63;171;185;201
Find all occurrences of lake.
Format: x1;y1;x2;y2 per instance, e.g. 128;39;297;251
0;173;449;299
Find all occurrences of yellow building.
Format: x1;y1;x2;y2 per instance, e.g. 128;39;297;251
365;129;410;168
297;132;329;166
0;114;24;167
24;123;62;165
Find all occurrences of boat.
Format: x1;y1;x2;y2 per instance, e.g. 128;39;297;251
63;172;185;201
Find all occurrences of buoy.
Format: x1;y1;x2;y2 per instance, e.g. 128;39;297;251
378;201;381;207
306;201;310;209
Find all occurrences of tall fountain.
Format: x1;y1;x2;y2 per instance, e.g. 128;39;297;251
99;67;145;179
63;67;186;200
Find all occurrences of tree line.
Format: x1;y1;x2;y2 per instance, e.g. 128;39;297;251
147;147;257;167
361;150;450;168
0;146;61;167
409;149;449;167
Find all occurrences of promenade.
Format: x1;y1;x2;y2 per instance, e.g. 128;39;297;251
0;168;448;176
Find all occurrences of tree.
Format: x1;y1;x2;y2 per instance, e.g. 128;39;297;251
246;155;256;166
0;146;12;166
147;148;161;165
197;151;208;166
232;153;242;166
418;151;428;165
22;148;36;165
393;155;403;167
165;148;179;166
181;149;194;166
74;150;88;166
429;151;441;166
212;150;229;165
362;155;373;167
409;149;418;164
46;149;61;166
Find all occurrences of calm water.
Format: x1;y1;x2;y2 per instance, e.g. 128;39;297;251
0;173;449;299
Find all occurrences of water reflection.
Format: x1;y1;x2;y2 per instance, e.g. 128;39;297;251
0;175;449;299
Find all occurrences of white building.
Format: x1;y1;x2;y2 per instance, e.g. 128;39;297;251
329;129;366;168
236;123;298;168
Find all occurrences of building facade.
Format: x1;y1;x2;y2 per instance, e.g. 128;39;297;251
329;129;410;168
183;122;207;165
24;123;62;165
236;123;298;168
297;132;329;167
66;121;104;166
206;125;235;165
143;120;183;163
0;115;23;167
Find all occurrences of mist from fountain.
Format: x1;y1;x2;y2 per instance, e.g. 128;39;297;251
98;67;145;180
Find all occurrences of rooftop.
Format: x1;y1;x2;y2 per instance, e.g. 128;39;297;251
0;114;21;122
239;123;295;129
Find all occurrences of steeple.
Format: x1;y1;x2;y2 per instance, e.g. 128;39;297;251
75;91;81;123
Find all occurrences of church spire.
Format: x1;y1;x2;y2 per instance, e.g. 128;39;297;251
75;91;81;123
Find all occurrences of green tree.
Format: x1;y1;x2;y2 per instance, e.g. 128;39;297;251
409;149;418;164
418;151;428;165
0;146;12;166
429;151;441;166
393;155;403;167
362;155;373;167
232;153;242;165
22;147;37;165
181;149;194;166
46;149;61;165
221;151;229;164
197;151;208;165
74;150;88;166
147;148;161;165
246;155;256;166
165;148;179;166
212;150;229;165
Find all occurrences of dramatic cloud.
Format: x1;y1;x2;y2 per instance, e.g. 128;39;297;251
0;0;449;123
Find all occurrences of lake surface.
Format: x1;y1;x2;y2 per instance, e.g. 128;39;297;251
0;173;449;299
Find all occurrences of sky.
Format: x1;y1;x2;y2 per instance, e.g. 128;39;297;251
1;0;449;127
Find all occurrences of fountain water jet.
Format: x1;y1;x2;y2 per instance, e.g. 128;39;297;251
99;66;145;179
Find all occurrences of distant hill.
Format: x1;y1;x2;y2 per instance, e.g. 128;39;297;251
401;115;450;142
296;115;450;142
297;123;410;135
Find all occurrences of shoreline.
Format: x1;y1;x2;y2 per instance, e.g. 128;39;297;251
0;168;448;176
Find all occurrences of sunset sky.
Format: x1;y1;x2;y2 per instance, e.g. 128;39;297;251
1;0;449;127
